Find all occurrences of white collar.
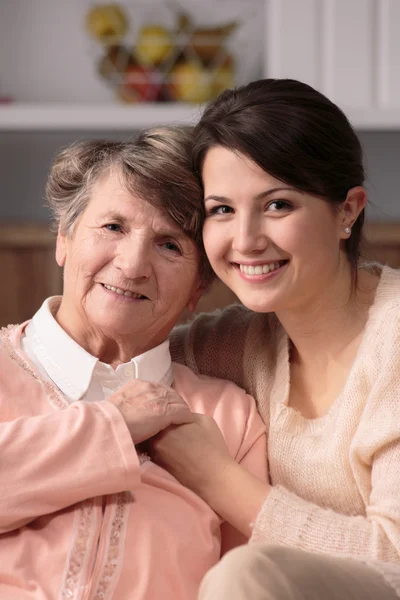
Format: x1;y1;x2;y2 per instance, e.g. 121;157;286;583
26;297;173;401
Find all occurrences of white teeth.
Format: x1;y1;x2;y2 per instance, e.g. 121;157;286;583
103;283;143;298
239;262;283;276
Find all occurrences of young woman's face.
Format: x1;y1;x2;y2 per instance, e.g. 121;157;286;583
202;146;349;314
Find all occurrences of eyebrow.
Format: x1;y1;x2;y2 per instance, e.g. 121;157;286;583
101;211;126;223
204;187;296;203
155;229;188;242
101;211;189;241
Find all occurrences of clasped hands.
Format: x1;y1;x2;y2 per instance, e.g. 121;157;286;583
107;379;234;499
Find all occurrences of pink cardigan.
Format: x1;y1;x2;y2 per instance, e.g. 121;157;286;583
0;323;267;600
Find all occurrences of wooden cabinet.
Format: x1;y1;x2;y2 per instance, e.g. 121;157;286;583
0;224;62;327
265;0;400;125
363;223;400;269
1;221;400;328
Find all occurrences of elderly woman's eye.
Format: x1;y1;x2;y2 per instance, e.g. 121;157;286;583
163;241;181;253
105;223;122;232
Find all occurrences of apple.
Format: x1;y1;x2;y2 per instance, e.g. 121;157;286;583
118;65;161;103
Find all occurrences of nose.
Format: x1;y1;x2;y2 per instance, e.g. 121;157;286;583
113;236;152;280
232;214;268;255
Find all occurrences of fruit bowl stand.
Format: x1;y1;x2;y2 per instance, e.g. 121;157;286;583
84;2;247;105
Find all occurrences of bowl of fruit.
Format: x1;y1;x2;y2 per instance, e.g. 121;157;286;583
85;3;239;103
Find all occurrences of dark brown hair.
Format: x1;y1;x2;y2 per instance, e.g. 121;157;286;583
46;126;214;287
193;78;365;273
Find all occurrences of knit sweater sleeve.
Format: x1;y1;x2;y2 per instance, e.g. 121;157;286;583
251;306;400;562
169;305;253;392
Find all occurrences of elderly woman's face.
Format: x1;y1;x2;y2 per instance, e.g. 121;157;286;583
56;170;202;345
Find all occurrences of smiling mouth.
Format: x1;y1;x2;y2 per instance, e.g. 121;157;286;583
101;283;148;299
235;260;288;276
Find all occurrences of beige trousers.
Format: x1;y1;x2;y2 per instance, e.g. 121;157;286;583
199;544;398;600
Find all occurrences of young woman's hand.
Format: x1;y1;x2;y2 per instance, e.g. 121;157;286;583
151;413;234;495
150;414;270;537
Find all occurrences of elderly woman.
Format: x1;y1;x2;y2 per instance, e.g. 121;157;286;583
0;127;267;600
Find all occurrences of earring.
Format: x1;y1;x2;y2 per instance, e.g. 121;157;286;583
344;226;351;234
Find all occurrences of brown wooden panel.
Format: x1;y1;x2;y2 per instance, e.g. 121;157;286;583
0;224;62;327
1;221;400;328
178;279;239;324
364;222;400;268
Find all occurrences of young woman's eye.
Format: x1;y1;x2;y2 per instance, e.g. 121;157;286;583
104;223;122;232
208;205;233;215
267;200;292;212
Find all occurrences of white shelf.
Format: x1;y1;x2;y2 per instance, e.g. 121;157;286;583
2;103;400;132
0;103;205;131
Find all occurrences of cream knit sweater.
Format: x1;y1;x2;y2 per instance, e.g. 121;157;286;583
170;265;400;594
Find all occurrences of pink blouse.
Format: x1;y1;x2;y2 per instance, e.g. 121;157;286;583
0;323;267;600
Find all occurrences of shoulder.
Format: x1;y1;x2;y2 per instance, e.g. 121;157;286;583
170;304;255;348
0;322;54;418
367;266;400;350
0;322;27;360
171;362;264;460
169;304;254;377
172;361;255;417
351;268;400;446
170;304;280;397
170;303;276;364
172;361;249;401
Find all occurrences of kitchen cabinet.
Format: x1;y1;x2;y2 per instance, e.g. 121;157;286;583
265;0;400;129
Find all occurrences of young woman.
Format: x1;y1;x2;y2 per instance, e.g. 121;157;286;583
150;79;400;600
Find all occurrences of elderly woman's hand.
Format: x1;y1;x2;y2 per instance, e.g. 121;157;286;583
107;380;193;444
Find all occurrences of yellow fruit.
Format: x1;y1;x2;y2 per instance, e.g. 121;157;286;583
169;62;212;103
136;25;174;66
211;59;235;96
86;4;128;44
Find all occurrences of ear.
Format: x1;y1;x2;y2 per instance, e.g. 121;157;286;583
55;227;68;267
340;186;367;238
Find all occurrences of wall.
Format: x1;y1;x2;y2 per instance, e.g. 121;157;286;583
0;0;399;224
0;129;399;223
